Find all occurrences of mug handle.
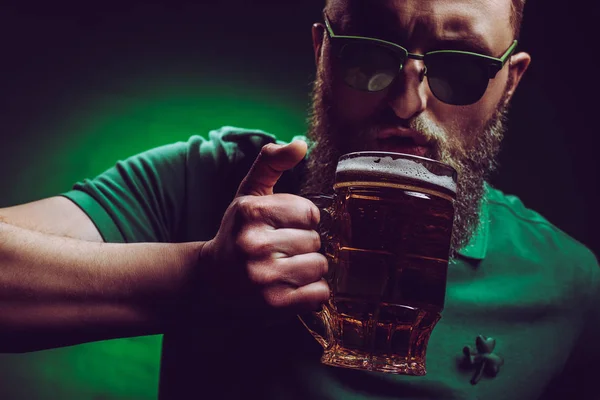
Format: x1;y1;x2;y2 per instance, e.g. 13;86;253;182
298;194;336;350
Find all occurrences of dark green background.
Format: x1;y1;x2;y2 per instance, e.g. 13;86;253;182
1;1;598;399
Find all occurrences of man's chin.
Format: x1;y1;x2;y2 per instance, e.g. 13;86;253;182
304;67;510;254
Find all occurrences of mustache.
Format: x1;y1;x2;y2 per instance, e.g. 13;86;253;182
363;107;448;152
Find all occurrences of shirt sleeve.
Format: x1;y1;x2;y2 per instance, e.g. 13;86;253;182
60;127;296;244
61;139;189;244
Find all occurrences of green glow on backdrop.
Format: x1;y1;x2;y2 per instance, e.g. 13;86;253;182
7;70;308;204
0;71;309;399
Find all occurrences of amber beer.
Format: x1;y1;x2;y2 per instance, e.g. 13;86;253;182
302;152;456;376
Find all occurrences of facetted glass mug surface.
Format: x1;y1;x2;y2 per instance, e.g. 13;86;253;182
299;152;457;376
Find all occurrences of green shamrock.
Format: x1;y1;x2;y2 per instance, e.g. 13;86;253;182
462;335;504;385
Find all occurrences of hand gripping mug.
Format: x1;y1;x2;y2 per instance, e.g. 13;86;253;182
299;151;457;376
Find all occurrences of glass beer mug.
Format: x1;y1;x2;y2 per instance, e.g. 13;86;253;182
299;151;457;376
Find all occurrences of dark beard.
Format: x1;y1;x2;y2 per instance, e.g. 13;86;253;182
301;63;512;255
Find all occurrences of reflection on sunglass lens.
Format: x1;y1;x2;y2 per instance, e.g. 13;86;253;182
426;53;489;105
340;42;399;91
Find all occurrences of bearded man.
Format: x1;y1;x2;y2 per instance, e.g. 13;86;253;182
0;1;597;399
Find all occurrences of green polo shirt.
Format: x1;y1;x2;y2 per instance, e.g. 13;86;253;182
62;127;599;400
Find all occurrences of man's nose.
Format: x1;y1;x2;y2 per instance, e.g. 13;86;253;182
387;59;428;120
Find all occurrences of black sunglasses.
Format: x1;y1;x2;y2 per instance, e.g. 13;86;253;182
324;14;518;106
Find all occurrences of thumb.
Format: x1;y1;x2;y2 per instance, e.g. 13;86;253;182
236;140;308;197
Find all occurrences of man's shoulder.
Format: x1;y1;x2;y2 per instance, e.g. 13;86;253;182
485;184;553;227
484;184;596;265
194;126;277;161
209;125;278;148
205;126;304;150
109;126;283;169
179;126;306;165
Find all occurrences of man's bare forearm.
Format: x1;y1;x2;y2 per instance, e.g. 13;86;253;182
0;221;205;353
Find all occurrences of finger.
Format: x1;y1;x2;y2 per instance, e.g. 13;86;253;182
246;252;327;286
275;252;329;287
285;279;330;312
243;228;321;259
236;140;308;197
235;193;320;229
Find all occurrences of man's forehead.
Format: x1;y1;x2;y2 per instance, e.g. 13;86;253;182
328;0;513;52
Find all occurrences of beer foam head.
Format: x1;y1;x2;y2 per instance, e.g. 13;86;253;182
336;152;457;193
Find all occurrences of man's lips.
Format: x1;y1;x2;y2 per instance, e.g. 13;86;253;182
375;128;431;157
377;128;429;145
376;138;429;157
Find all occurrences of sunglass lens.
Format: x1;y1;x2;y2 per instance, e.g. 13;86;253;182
339;42;399;91
426;53;489;105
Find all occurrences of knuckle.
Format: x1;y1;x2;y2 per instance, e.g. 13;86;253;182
317;281;331;302
312;230;322;252
299;198;320;228
298;253;328;284
236;229;271;256
249;238;271;256
233;196;250;210
264;289;290;309
260;142;277;155
308;202;320;227
234;228;252;253
308;254;328;281
247;261;278;285
290;195;319;227
317;254;329;276
254;143;278;166
235;197;263;221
